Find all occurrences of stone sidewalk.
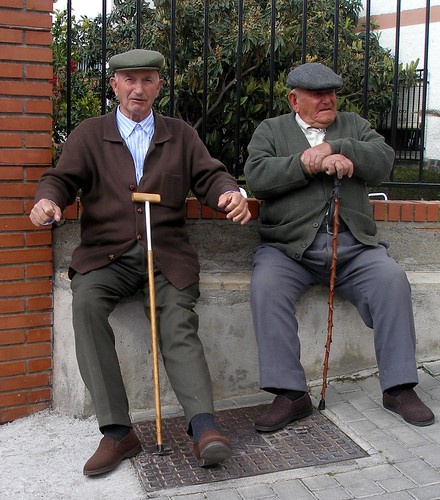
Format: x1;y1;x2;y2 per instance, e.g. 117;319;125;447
1;362;439;499
156;361;440;500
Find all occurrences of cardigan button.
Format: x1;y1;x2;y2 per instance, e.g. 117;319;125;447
129;185;136;191
294;252;300;259
108;254;115;261
136;234;143;240
137;207;143;213
312;222;319;228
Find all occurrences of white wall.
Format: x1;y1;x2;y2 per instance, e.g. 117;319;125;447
361;1;440;160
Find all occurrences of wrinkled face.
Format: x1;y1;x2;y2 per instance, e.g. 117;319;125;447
288;88;337;128
110;69;163;122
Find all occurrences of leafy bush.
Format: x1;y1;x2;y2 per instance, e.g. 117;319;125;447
52;0;432;200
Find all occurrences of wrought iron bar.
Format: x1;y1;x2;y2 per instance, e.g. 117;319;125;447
168;0;176;117
301;0;307;62
234;0;244;179
389;0;402;181
362;0;371;118
268;0;276;117
333;0;339;71
419;0;430;179
100;0;107;115
201;0;209;144
136;0;141;49
66;0;72;135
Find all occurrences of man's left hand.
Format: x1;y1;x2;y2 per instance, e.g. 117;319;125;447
218;191;251;225
322;154;354;179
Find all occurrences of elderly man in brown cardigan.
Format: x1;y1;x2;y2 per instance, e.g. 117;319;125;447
30;48;250;476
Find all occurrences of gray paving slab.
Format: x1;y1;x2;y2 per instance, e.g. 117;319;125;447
395;458;440;487
313;486;353;500
424;360;440;377
333;469;386;497
205;490;242;500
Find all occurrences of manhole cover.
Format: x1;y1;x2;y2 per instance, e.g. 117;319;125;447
132;404;367;492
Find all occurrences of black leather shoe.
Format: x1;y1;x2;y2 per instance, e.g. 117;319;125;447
254;394;313;432
383;388;434;427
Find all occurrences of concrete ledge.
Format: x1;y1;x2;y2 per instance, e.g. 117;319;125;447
52;266;440;418
51;218;440;418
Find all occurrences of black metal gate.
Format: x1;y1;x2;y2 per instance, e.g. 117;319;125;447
54;0;439;198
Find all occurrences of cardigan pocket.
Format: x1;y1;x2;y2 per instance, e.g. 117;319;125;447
160;171;185;208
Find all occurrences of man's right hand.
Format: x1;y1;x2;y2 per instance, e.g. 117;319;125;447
30;199;62;227
300;142;332;175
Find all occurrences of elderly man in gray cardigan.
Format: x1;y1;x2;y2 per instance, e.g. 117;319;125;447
244;62;434;432
30;49;251;476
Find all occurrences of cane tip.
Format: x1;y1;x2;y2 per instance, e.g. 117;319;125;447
318;400;326;410
154;444;172;456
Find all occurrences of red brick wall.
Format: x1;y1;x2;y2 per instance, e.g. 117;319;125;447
184;198;440;223
0;0;53;423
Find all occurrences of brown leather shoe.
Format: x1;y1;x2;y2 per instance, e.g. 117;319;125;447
83;429;142;476
383;388;435;427
192;429;232;467
254;394;313;432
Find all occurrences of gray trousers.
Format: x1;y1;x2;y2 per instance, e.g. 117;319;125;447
250;232;418;393
70;243;214;430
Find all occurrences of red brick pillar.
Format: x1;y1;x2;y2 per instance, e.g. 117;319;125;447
0;0;53;422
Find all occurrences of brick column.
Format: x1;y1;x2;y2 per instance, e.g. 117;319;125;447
0;0;53;422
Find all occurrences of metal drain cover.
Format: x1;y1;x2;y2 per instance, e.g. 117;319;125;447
132;404;367;492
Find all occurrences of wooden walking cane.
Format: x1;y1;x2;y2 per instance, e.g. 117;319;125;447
132;192;171;455
318;176;342;411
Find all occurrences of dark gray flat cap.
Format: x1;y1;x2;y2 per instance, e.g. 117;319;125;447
287;63;343;91
109;49;165;73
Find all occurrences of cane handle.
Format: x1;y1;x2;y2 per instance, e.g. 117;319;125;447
131;193;161;204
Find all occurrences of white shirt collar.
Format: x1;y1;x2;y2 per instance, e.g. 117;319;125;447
295;113;326;147
116;107;154;139
295;113;326;133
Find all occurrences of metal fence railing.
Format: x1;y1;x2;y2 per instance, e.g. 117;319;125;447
55;0;439;199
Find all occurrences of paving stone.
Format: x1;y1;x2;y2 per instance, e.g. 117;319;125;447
377;475;418;493
412;443;440;468
325;401;369;423
363;463;403;481
235;484;276;499
387;424;433;449
313;486;353;499
364;407;406;429
271;479;316;499
360;492;415;499
407;483;440;500
301;473;340;491
423;360;440;377
205;490;242;500
396;458;440;486
362;429;415;462
334;469;385;497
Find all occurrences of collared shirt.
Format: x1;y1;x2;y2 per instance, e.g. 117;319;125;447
115;106;246;199
116;107;155;184
295;114;326;147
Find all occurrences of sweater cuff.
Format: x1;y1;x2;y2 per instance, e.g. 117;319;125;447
326;139;342;154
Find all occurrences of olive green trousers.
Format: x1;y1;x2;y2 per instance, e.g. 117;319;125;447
70;243;214;430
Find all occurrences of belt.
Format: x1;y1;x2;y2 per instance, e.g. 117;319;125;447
317;216;349;233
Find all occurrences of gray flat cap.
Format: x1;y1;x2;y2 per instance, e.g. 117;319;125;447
287;63;343;91
109;49;165;73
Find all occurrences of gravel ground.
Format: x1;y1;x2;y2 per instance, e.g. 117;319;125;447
0;410;145;500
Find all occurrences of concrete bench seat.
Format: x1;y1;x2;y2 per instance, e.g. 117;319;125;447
51;218;440;418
